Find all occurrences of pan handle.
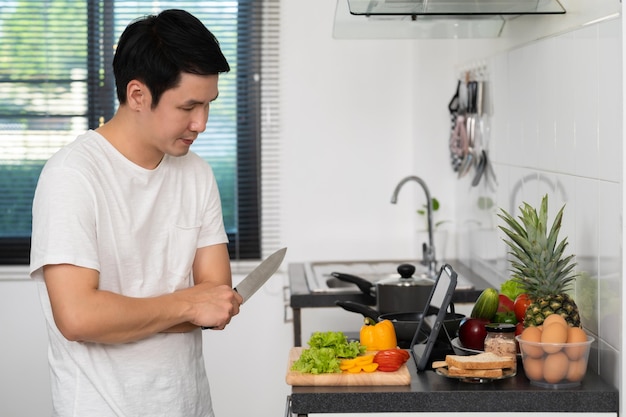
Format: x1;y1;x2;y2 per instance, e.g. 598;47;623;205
335;300;380;322
331;272;376;297
448;302;456;315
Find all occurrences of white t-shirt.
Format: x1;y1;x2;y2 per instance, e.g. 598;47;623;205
30;130;228;417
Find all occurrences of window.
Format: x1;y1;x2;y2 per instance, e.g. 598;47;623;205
0;0;280;264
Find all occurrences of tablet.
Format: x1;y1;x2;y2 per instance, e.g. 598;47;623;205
410;263;458;372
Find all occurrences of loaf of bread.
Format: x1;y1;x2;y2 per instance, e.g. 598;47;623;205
444;352;515;370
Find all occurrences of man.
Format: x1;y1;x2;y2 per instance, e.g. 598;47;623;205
29;9;242;417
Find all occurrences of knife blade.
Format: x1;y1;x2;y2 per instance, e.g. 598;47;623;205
202;247;287;330
235;247;287;303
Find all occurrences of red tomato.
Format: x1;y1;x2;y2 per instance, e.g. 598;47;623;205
377;365;401;372
377;349;409;360
515;322;524;336
497;294;515;313
373;349;409;372
514;294;531;323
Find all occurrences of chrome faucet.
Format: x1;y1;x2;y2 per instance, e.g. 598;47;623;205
390;176;437;278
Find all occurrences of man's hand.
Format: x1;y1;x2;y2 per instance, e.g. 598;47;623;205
180;282;243;330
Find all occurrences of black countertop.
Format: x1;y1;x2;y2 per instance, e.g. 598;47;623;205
288;358;618;415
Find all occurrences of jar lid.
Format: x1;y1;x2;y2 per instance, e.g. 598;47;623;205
485;323;516;333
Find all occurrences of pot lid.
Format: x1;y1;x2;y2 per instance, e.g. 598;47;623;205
377;263;435;287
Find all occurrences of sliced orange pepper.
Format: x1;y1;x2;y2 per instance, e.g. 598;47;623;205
353;355;375;366
340;358;357;370
361;363;379;373
341;355;378;373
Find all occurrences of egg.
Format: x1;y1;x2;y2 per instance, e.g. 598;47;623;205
542;313;567;328
567;357;588;382
565;327;588;360
543;351;569;384
522;356;544;381
541;323;568;353
520;326;543;358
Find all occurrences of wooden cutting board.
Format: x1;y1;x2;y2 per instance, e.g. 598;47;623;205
285;347;411;386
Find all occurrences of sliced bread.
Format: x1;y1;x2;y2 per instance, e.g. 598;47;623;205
447;366;503;378
445;352;514;370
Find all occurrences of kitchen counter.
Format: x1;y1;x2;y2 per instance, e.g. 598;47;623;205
287;260;619;416
286;358;618;416
289;260;490;346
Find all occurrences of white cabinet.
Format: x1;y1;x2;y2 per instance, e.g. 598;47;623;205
203;271;293;417
0;277;52;416
0;271;294;417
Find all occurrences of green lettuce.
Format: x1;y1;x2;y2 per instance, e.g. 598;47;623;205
290;347;343;374
307;331;365;357
500;279;525;301
291;331;366;374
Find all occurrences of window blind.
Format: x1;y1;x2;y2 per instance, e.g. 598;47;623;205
0;0;281;263
259;0;282;258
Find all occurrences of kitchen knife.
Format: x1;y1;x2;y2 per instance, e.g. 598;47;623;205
235;246;287;303
202;247;287;330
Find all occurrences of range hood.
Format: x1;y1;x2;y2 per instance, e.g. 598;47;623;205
333;0;566;39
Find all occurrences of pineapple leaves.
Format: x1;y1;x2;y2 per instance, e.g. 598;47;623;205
497;194;578;297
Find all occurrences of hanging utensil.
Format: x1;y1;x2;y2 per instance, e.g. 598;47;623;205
450;114;468;158
448;79;461;115
472;150;487;186
471;81;486;186
448;80;464;173
458;81;478;179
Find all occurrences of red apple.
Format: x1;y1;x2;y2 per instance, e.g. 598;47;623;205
458;317;490;351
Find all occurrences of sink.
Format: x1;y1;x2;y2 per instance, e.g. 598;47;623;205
304;259;475;293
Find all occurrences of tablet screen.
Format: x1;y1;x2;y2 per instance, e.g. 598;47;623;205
410;264;458;371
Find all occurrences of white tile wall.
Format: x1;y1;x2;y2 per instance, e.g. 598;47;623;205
454;17;622;389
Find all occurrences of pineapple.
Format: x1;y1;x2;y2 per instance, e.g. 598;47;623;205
498;194;581;328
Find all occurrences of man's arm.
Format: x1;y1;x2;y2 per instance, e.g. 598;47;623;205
43;244;242;344
162;243;234;333
191;243;232;287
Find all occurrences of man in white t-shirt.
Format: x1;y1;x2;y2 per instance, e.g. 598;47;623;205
29;9;243;417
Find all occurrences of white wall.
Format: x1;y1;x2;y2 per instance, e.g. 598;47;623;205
454;13;623;394
281;0;419;263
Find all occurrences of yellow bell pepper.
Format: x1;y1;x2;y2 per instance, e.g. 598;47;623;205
359;318;397;351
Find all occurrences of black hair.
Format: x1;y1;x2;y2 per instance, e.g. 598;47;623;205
113;9;230;108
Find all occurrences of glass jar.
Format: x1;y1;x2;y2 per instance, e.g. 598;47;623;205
484;323;517;372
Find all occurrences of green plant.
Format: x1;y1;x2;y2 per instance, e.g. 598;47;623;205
417;197;450;229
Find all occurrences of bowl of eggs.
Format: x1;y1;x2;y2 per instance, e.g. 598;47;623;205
516;315;594;388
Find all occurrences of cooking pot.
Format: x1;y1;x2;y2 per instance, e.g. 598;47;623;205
336;300;465;347
331;263;434;315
